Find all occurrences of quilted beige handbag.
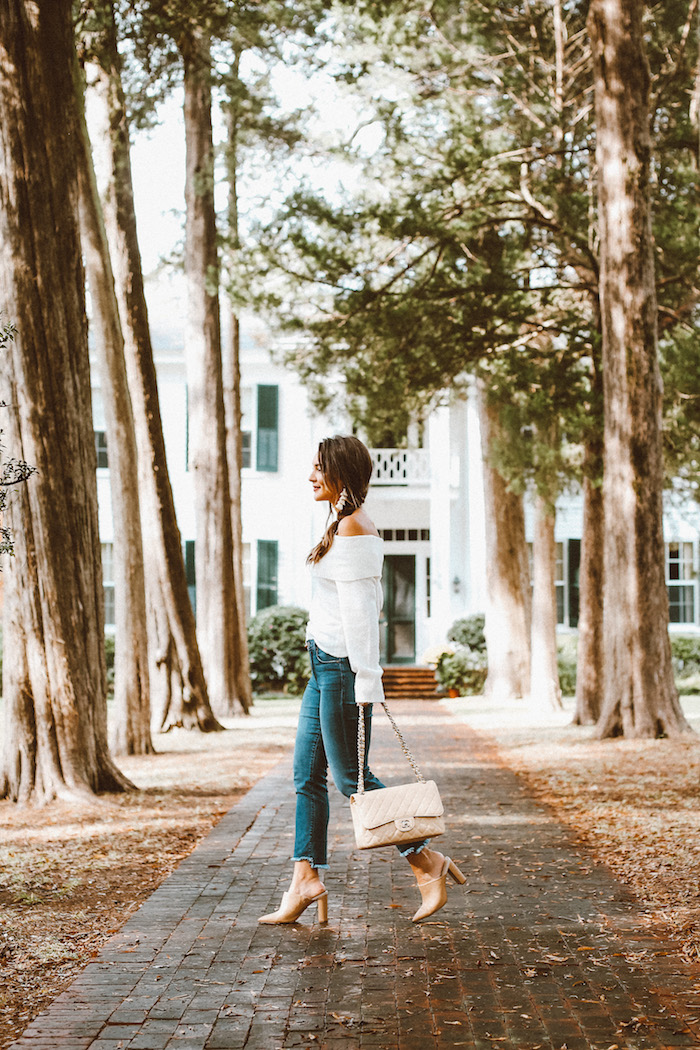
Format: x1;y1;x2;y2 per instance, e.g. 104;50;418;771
350;702;445;849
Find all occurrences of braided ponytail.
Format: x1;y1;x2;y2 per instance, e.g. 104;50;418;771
307;436;373;564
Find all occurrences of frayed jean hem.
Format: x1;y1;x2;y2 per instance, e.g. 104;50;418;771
398;841;429;858
292;856;330;870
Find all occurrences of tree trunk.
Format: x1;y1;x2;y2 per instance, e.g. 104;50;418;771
0;0;133;802
589;0;690;738
225;313;253;712
88;7;222;733
224;86;253;713
478;385;532;701
573;435;604;725
73;52;153;757
181;29;241;716
530;496;563;709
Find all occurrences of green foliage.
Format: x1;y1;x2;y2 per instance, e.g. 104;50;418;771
447;614;486;653
435;646;487;696
556;636;578;696
252;0;695;512
670;635;700;679
105;633;115;697
247;604;310;695
436;613;488;694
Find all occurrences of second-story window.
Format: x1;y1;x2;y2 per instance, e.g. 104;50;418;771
240;387;253;469
256;385;278;472
95;430;108;469
240;384;279;473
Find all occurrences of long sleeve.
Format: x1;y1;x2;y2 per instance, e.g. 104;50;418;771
336;576;385;706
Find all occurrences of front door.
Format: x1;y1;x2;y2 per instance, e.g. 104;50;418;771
380;555;416;664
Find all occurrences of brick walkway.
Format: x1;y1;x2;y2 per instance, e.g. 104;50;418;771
11;702;700;1050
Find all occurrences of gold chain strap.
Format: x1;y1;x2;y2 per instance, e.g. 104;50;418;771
356;701;426;794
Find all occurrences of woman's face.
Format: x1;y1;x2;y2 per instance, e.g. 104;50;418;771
309;455;337;504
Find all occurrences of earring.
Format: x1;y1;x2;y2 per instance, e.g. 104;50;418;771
335;488;349;514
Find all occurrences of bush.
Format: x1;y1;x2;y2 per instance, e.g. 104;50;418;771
447;613;486;652
556;637;578;696
104;634;115;697
670;635;700;679
435;647;487;695
247;604;310;696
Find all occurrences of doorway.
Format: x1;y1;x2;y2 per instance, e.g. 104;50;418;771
380;555;416;664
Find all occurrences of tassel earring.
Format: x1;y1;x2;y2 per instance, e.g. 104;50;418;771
334;487;349;514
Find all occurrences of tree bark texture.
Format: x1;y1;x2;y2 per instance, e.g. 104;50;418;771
88;8;221;733
225;312;253;712
74;53;153;756
182;29;241;716
589;0;690;737
0;0;132;801
574;440;605;725
478;387;532;701
530;496;563;710
224;90;252;713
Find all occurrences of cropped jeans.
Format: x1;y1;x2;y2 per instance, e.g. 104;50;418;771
292;639;427;868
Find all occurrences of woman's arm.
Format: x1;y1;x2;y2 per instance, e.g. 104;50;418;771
336;576;384;706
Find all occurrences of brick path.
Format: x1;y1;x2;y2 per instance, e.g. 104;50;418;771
11;702;700;1050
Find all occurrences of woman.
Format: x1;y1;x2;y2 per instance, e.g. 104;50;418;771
259;434;465;925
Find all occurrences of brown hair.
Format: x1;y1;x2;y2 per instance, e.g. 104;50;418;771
307;435;374;563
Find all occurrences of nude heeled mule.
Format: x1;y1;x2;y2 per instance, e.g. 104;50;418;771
412;857;466;923
258;889;328;925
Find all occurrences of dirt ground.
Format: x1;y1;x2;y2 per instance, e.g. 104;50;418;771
2;692;700;1049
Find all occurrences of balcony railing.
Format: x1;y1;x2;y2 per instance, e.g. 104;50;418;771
371;448;430;486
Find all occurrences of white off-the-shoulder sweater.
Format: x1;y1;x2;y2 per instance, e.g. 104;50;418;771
306;534;384;706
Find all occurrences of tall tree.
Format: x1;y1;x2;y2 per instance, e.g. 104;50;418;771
73;43;153;756
588;0;690;737
180;24;241;716
85;3;223;732
0;0;133;802
223;60;253;713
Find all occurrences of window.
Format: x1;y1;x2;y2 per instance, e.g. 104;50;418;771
185;540;196;617
555;541;565;625
380;528;430;542
241;430;252;470
242;542;251;620
95;431;108;469
256;385;278;472
666;542;696;624
526;539;580;628
240;387;253;469
256;540;278;611
239;384;278;472
102;543;115;626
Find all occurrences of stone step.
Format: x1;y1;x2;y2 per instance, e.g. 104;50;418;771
381;665;443;699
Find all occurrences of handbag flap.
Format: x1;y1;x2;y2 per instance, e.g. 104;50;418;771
350;780;443;831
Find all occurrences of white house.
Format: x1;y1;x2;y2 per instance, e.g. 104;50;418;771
92;331;700;665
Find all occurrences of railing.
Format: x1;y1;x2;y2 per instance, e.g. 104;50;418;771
371;448;430;486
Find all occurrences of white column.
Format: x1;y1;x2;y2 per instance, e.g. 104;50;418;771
428;405;453;644
466;385;488;613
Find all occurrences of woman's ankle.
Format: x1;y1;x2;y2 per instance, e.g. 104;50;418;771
407;848;444;880
289;860;324;896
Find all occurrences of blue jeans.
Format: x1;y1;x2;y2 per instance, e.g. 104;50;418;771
292;640;428;868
